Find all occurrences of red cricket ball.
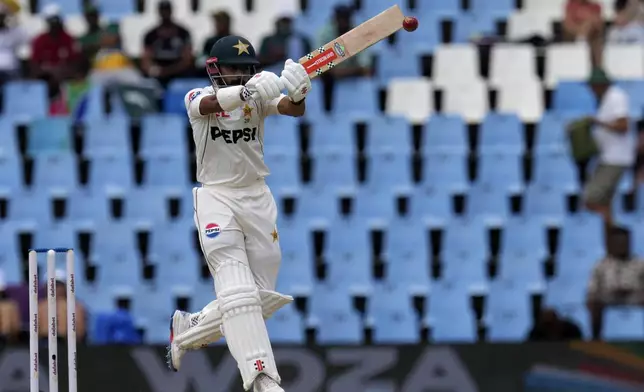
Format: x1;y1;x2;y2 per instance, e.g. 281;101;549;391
403;16;418;32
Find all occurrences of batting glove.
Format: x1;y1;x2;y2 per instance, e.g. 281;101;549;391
245;71;283;101
281;59;311;103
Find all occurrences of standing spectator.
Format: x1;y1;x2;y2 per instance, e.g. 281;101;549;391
0;3;27;85
258;16;310;68
78;3;103;60
141;0;193;86
583;68;633;230
202;11;233;62
38;270;87;343
563;0;604;66
608;0;644;43
586;227;644;339
30;4;80;82
0;269;21;343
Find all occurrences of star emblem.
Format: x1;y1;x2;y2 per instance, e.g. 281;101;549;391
271;228;279;243
233;40;250;55
243;104;253;117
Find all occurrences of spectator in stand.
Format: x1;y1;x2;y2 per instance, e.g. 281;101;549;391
258;16;310;68
586;227;644;339
527;308;583;341
202;10;232;63
141;0;193;87
78;3;104;60
563;0;604;66
0;269;21;343
583;68;633;231
38;270;87;343
91;23;142;85
0;3;27;85
608;0;644;43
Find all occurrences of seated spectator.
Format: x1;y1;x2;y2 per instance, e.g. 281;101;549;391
91;23;142;85
583;68;633;230
0;270;21;343
30;4;80;83
78;3;103;60
202;10;233;63
318;5;371;79
38;270;87;343
0;3;27;85
258;16;310;68
527;308;583;341
587;227;644;339
563;0;604;66
141;0;193;86
608;0;644;43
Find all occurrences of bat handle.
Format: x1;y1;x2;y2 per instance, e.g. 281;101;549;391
249;77;287;101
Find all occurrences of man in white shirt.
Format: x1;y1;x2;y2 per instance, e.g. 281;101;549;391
165;35;311;392
0;4;27;84
584;68;633;228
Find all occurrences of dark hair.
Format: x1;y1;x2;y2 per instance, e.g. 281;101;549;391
615;0;629;12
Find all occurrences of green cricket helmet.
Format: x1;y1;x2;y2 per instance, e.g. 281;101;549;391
206;35;259;87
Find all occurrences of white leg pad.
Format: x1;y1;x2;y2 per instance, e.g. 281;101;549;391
175;290;293;350
215;260;280;390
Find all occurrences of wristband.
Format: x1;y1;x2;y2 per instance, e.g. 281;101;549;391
291;97;305;105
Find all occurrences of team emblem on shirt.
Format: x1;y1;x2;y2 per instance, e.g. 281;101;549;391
204;223;221;239
189;90;201;102
242;104;253;123
271;227;279;243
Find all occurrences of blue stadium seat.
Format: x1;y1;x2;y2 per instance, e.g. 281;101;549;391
8;190;51;225
308;115;355;155
553;82;596;115
94;0;136;19
365;116;411;154
414;0;460;18
0;117;18;158
0;154;22;194
467;183;509;222
616;80;644;117
163;79;208;114
453;13;497;43
84;116;130;155
309;283;362;344
486;279;532;341
376;46;422;83
263;115;299;153
124;187;170;226
310;150;357;193
83;85;106;120
470;0;515;17
442;218;487;284
143;154;190;191
557;214;605;276
88;153;134;193
301;79;325;118
28;117;72;155
4;80;48;119
32;152;78;194
545;275;587;309
91;221;141;286
368;283;419;343
276;217;314;294
533;150;579;191
535;112;576;153
135;284;189;343
523;184;567;224
325;218;371;290
67;189;111;226
297;186;339;224
266;303;305;343
264;151;300;194
360;0;410;15
140;114;187;157
384;217;431;287
477;152;523;191
38;0;81;14
0;224;21;284
629;216;644;257
150;221;200;285
410;186;453;224
286;36;307;60
423;114;468;155
603;307;644;340
332;79;378;117
33;222;76;250
365;151;412;192
427;281;477;342
91;310;141;344
499;218;547;285
421;152;468;192
479;113;524;155
353;187;397;222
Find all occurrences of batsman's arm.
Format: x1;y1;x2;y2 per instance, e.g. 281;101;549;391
186;86;251;117
277;96;305;117
197;95;224;116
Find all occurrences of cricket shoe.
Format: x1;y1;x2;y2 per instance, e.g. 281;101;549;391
166;310;192;372
253;374;284;392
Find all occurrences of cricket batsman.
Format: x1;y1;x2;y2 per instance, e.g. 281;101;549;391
166;35;310;392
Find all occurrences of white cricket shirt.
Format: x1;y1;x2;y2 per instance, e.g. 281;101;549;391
592;85;634;166
184;86;285;187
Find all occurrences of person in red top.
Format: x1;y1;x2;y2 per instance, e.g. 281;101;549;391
30;4;80;81
563;0;604;66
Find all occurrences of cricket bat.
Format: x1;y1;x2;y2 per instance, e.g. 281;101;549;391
299;5;405;78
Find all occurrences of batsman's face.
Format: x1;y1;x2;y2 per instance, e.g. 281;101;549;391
219;65;247;85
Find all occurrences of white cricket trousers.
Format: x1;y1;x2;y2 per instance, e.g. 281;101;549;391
193;181;282;291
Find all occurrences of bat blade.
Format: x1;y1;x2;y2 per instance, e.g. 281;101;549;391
299;5;404;78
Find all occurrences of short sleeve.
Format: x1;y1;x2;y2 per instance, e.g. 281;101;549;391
608;88;630;119
261;94;287;118
184;88;209;118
